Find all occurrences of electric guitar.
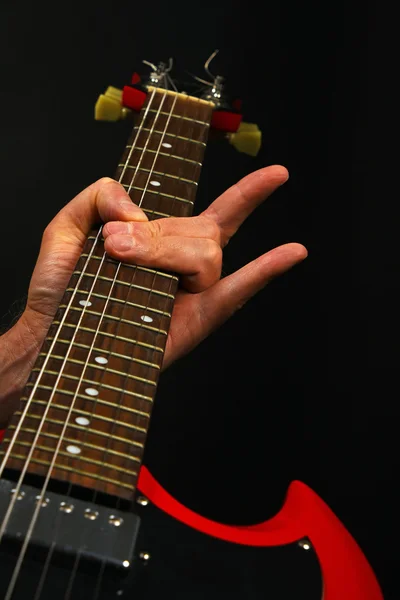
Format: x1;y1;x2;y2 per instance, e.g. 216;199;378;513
0;56;383;600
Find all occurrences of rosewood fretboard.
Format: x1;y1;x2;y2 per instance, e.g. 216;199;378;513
1;88;214;500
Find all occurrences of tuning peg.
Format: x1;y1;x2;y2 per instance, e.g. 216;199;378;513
228;122;262;156
94;86;132;121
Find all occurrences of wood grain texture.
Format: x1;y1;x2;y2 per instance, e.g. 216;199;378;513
1;90;213;500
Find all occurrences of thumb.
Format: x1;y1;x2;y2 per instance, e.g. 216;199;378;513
25;177;147;328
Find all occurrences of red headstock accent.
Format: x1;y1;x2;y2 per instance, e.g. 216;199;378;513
131;72;141;85
122;85;147;112
211;110;242;133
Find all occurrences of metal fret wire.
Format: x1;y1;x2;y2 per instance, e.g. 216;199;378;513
1;90;162;598
95;96;203;501
89;97;203;503
4;90;209;599
0;85;157;485
61;89;171;494
63;92;204;598
62;91;181;598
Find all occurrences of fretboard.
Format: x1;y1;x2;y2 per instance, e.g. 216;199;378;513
1;88;214;501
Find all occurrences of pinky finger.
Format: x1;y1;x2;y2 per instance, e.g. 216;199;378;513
196;243;308;332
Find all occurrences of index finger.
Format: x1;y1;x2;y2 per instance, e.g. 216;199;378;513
201;165;289;246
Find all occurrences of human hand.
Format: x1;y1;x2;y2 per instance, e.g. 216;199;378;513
0;167;306;424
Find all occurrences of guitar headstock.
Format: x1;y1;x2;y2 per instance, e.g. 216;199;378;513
94;53;261;156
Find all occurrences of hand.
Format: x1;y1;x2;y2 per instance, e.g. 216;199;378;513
0;167;306;424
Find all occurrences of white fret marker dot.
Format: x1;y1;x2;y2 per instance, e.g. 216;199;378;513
75;416;90;426
79;300;92;307
66;445;81;455
162;142;172;148
140;315;153;323
150;180;161;187
85;387;98;396
94;356;108;365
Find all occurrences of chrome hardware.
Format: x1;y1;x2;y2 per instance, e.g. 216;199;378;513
59;502;74;514
84;508;99;520
191;49;226;108
143;58;177;91
298;539;312;551
10;489;25;500
109;514;124;527
35;495;50;507
139;551;151;562
136;495;149;506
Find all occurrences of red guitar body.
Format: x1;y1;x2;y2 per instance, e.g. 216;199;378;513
0;428;383;599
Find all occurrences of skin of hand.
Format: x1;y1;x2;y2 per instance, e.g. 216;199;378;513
0;166;307;427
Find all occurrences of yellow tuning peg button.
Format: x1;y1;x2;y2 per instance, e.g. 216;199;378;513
94;86;131;121
104;86;123;103
228;122;262;156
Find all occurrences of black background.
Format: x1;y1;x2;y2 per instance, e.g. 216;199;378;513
0;1;398;597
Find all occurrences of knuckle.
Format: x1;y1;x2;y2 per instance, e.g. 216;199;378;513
96;176;116;188
204;240;222;267
199;216;221;243
208;219;222;243
147;219;163;240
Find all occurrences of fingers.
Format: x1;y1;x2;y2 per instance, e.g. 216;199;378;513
26;178;147;321
201;165;289;246
163;242;307;367
43;177;147;248
196;243;307;333
103;222;222;293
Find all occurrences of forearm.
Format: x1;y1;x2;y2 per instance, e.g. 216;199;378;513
0;311;45;427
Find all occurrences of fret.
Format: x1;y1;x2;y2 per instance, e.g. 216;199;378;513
11;440;138;477
5;426;141;463
26;381;153;404
8;415;144;448
65;288;172;317
132;126;207;146
37;355;158;383
51;322;164;352
117;164;197;186
58;305;168;336
78;259;179;281
42;341;161;369
121;182;193;205
71;271;176;298
6;92;213;501
6;454;135;491
30;369;155;405
142;207;171;219
19;400;148;433
146;108;210;127
28;375;153;415
125;145;202;166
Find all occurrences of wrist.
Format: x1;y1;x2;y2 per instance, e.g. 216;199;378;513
0;309;46;427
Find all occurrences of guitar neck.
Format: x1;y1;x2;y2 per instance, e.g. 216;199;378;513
1;89;213;501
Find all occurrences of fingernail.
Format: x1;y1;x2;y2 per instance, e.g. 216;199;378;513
110;234;134;251
105;222;130;235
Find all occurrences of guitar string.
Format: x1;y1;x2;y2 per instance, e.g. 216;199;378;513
57;88;170;497
4;88;209;599
62;89;181;600
1;89;161;599
65;94;208;599
28;88;182;600
93;92;199;504
0;85;158;488
84;95;208;600
26;88;170;600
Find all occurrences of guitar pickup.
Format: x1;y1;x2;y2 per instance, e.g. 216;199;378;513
0;478;140;571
